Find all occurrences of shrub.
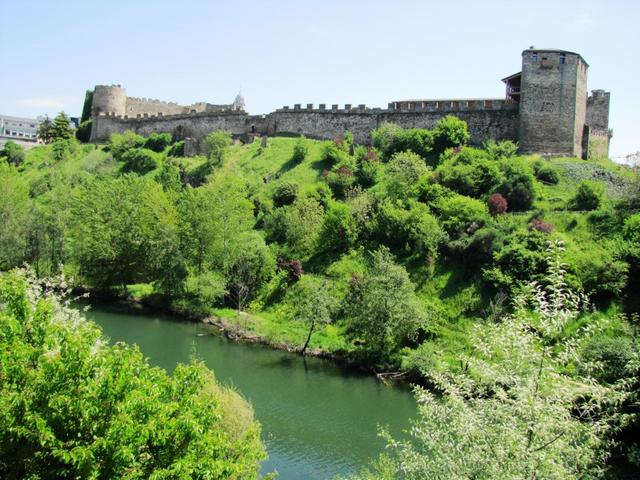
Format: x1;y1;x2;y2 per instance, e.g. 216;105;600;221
273;181;299;207
321;141;346;164
109;130;145;160
202;130;232;166
167;140;185;157
437;195;488;238
432;115;469;157
483;139;518;160
375;200;444;260
570;180;604;211
0;141;25;165
371;124;433;160
498;162;536;211
121;147;159;174
488;193;508;216
528;218;554;233
386;151;429;199
535;165;560;184
326;165;356;199
437;147;503;198
291;136;308;163
276;257;304;282
75;119;92;142
144;132;172;152
320;202;360;252
623;213;640;243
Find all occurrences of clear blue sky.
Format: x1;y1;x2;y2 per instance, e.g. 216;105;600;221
1;0;637;158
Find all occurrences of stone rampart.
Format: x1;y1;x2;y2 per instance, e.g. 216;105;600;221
90;111;248;142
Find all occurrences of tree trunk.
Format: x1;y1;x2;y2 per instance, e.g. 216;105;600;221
300;321;315;356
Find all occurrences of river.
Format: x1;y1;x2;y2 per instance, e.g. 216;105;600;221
85;306;417;480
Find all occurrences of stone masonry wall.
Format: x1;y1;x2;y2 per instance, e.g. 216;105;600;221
90;111;248;143
586;90;610;131
587;129;610;160
519;50;586;156
268;101;518;145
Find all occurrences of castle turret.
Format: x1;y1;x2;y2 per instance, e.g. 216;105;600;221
91;85;127;117
518;48;588;157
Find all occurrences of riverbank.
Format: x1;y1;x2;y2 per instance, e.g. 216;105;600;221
77;288;414;384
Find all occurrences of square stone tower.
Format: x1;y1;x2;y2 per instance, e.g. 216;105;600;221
518;49;588;157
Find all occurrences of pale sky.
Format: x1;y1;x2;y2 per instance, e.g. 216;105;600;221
1;0;638;159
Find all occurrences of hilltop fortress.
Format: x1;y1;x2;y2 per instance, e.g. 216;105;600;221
89;48;611;159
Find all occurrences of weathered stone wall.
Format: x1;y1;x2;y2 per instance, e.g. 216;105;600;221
268;101;518;145
90;111;248;143
519;50;587;157
586;90;610;131
91;85;127;117
586;128;610;160
125;97;186;116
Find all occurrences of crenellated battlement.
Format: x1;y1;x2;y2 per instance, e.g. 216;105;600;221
274;99;517;114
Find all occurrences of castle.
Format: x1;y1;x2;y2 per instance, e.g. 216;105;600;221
89;48;611;159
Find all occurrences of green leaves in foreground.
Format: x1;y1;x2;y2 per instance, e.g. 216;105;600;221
351;241;633;479
0;270;266;479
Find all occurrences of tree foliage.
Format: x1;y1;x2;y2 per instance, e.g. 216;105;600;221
0;270;266;479
69;175;180;290
203;131;232;166
354;242;624;479
344;247;428;358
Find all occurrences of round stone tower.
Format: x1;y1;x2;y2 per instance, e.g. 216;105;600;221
91;85;127;117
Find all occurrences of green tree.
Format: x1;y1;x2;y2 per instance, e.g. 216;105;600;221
178;173;254;274
203;130;233;166
355;242;620;480
344;247;428;359
292;135;308;163
571;180;604;211
432;115;470;156
498;161;536;211
50;111;74;141
0;140;25;165
226;232;275;314
108;130;146;160
0;270;266;479
264;197;324;258
385;151;428;200
0;163;29;269
36;115;53;143
287;275;335;355
121;147;160;174
69;175;180;291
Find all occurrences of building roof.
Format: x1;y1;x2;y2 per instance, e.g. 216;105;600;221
501;71;522;83
0;114;42;123
522;48;589;67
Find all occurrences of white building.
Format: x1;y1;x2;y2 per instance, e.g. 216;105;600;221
0;114;41;142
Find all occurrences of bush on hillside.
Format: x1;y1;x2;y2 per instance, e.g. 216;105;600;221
273;181;299;208
121;147;160;174
0;141;25;165
483;139;518;160
144;132;172;152
570;180;604;211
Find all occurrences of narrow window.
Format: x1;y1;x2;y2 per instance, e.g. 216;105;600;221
560;54;566;64
532;53;538;62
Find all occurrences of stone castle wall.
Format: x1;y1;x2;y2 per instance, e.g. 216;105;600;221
586;90;610;131
91;99;519;148
90;111;248;143
267;101;518;145
88;49;610;157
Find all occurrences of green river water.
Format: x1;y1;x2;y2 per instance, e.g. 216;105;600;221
85;306;416;480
